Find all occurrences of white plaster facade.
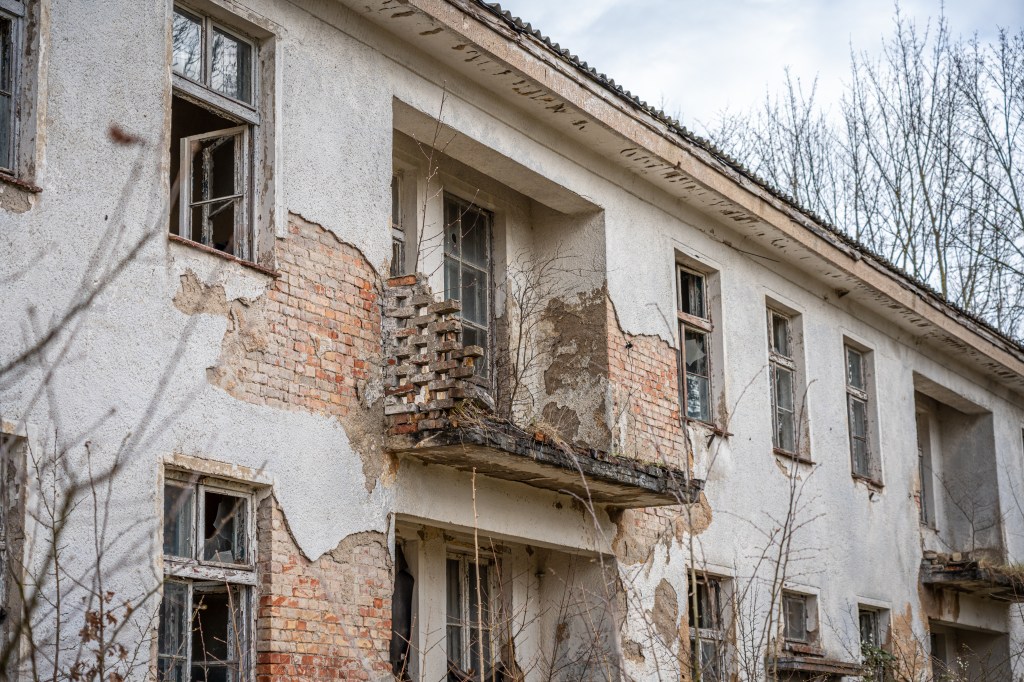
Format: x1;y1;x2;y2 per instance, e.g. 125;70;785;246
0;0;1022;680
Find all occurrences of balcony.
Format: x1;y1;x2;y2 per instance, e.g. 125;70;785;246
383;275;699;509
921;552;1024;603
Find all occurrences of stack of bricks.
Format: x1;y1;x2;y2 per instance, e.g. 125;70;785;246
383;274;492;435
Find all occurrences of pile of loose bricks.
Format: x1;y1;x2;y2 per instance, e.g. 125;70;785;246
384;274;493;435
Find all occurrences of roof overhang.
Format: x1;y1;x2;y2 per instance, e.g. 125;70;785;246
342;0;1024;395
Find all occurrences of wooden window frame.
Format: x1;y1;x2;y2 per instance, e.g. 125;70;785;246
677;265;714;425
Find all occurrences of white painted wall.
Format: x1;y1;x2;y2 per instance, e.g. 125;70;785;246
0;0;1022;679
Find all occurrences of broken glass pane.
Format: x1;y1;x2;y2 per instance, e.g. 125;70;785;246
163;482;194;558
158;581;189;682
684;329;709;378
191;583;244;682
679;270;706;319
686;375;710;422
211;28;252;103
172;9;203;82
202;490;247;564
187;130;243;254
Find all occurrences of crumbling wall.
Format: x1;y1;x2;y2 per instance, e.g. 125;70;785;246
173;214;389;490
606;299;687;470
256;495;392;681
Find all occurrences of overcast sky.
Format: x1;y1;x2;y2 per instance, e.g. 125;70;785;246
495;0;1024;131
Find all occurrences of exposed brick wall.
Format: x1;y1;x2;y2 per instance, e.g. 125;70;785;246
606;299;687;470
256;495;392;682
208;215;382;419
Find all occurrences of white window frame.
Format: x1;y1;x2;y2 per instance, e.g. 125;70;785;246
767;308;797;454
916;409;937;527
678;265;714;424
178;124;251;261
159;471;256;682
859;606;888;680
445;551;498;681
171;4;260;262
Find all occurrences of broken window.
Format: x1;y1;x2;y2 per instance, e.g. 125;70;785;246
688;574;724;682
159;472;254;682
444;195;492;379
767;309;797;453
169;5;258;262
0;1;25;173
782;591;816;645
678;266;713;423
859;607;886;679
845;344;880;482
391;173;406;277
446;553;496;681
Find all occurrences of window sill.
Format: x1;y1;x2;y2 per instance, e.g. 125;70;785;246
0;171;41;193
783;641;823;657
851;473;884;490
773;448;813;465
685;418;732;438
169;233;279;278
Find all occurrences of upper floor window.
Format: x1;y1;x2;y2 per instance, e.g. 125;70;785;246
444;194;492;379
845;343;881;482
0;0;27;174
767;309;797;453
169;5;259;262
678;266;713;423
159;471;255;682
391;173;406;277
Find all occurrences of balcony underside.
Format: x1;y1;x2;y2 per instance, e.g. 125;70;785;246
921;557;1024;602
769;655;863;677
388;421;701;508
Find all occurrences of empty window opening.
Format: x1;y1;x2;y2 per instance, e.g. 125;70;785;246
444;195;492;379
678;266;713;423
688;574;725;682
768;309;797;453
159;473;255;682
169;6;257;262
446;553;496;681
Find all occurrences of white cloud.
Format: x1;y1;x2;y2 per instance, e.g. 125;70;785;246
495;0;1024;128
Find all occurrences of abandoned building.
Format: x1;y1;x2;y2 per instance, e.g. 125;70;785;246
1;0;1024;680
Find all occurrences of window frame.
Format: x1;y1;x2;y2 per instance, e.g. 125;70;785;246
688;573;726;682
767;308;798;455
0;0;26;176
159;470;257;682
845;344;880;484
442;193;494;382
445;551;499;681
391;172;406;277
915;409;937;528
782;591;816;645
677;265;714;425
170;3;260;263
859;606;888;680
